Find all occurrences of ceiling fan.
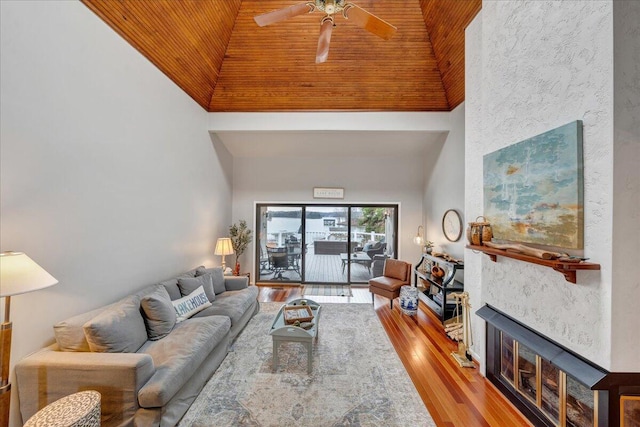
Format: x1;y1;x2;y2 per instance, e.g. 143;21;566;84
254;0;397;63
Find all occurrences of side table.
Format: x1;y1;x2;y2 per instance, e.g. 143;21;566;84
24;390;101;427
399;286;419;316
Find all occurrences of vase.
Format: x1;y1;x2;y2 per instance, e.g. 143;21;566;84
425;247;432;254
233;262;240;276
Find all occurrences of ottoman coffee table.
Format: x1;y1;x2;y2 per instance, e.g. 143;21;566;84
270;298;321;373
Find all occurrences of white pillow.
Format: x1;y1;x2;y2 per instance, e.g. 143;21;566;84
171;285;212;323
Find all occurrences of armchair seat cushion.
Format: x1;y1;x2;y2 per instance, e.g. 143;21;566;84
369;276;406;293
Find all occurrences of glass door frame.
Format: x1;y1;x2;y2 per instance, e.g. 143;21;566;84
255;203;398;285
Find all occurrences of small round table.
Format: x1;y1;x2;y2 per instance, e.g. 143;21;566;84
399;285;419;316
24;390;101;427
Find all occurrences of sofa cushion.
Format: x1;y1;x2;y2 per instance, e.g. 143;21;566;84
177;274;215;302
159;278;181;300
171;286;212;323
180;266;203;279
224;275;249;291
158;266;204;301
140;285;176;340
196;267;225;294
53;304;115;352
193;286;259;327
137;315;231;407
83;295;148;353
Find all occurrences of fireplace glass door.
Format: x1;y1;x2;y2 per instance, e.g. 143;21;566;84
499;331;597;427
566;374;595;427
541;358;561;424
501;332;515;384
516;343;538;404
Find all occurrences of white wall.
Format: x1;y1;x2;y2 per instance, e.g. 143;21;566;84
611;0;640;371
424;103;466;261
231;155;427;275
0;2;231;424
466;0;639;371
465;14;485;371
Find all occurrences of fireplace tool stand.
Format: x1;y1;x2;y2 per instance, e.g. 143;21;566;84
449;292;474;368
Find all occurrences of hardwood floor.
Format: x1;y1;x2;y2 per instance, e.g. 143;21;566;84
257;284;532;427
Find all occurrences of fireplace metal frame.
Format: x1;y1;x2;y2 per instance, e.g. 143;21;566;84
478;305;640;426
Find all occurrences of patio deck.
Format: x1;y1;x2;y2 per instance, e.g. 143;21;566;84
258;245;374;283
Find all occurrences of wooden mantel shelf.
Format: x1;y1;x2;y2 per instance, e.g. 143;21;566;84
466;244;600;284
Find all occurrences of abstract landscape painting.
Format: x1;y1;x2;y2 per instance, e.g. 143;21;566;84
483;121;584;249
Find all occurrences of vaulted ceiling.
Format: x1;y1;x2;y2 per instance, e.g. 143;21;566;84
81;0;480;112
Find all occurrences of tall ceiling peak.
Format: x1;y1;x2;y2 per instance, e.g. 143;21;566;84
81;0;480;112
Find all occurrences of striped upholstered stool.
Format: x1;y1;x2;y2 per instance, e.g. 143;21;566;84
24;390;101;427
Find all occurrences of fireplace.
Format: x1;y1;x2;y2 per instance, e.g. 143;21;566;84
477;305;640;427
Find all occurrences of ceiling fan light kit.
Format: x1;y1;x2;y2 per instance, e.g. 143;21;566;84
254;1;397;63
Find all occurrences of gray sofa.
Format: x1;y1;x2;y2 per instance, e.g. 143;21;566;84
15;266;259;427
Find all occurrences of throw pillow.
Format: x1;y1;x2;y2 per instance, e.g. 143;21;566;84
177;274;215;302
140;285;176;340
83;295;148;353
196;267;225;294
172;285;212;323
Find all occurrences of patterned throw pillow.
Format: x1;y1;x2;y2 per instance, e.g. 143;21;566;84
171;285;212;323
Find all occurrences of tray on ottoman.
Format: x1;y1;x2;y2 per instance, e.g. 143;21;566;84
283;305;314;324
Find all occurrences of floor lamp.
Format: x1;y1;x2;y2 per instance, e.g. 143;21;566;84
0;252;58;427
214;238;234;271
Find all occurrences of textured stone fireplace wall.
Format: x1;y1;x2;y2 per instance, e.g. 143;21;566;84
465;1;639;372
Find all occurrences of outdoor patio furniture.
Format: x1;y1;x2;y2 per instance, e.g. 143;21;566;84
340;252;372;274
314;240;359;255
268;247;289;280
365;242;387;259
372;254;390;277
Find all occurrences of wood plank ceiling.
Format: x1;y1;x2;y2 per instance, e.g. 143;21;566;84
81;0;480;112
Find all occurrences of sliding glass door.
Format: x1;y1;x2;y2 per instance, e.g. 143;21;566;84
256;204;397;285
257;205;302;282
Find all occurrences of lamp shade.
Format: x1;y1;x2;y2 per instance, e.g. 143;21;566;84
214;238;234;256
0;251;58;297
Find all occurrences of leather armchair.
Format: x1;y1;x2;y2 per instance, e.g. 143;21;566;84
368;258;412;309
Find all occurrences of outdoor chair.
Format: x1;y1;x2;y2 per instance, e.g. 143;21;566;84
368;258;412;309
365;242;387;259
268;247;289;280
259;245;271;273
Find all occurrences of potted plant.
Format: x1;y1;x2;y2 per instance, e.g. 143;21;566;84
229;220;252;276
424;241;434;254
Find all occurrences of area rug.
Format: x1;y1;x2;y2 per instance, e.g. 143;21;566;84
179;303;434;427
301;284;353;297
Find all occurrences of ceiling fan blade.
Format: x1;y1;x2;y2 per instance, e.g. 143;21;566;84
254;2;314;27
316;16;333;64
343;3;397;40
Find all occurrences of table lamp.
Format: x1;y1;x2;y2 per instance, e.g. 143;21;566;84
0;251;58;427
214;238;234;270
